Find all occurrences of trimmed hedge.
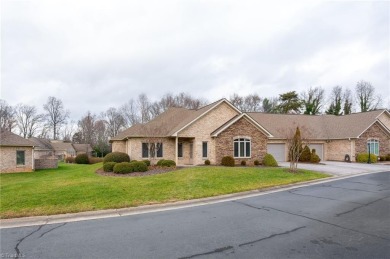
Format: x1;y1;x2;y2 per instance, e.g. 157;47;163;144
160;160;176;167
113;162;133;174
89;157;103;164
75;153;89;164
356;153;377;163
65;157;75;163
241;160;246;166
157;159;164;166
103;162;117;172
299;146;311;162
142;160;151;166
221;156;235;167
103;152;130;163
130;161;148;172
254;160;260;166
262;153;278;167
204;159;210;165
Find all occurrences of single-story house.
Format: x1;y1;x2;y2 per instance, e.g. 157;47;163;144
29;137;54;158
0;130;35;173
49;141;76;160
110;99;390;165
73;143;93;156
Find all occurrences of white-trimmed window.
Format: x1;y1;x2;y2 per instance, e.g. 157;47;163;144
234;138;251;158
367;139;379;156
16;150;25;166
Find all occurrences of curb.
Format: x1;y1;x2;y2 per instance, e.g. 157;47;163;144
0;170;386;229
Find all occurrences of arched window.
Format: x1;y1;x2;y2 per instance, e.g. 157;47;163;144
234;138;251;158
367;139;379;156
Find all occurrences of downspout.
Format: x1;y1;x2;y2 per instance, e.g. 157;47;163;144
175;136;178;166
32;146;35;171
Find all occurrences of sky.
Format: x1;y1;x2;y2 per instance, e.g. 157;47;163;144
1;0;389;121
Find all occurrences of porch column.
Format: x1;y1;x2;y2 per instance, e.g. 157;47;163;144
175;136;178;166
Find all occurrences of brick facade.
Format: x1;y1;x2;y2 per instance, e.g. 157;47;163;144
215;117;267;165
0;146;34;173
325;140;354;161
355;122;390;156
35;157;59;170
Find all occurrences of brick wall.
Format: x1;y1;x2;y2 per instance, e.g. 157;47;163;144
35;158;58;169
355;122;390;156
112;141;126;153
325;140;353;161
215;117;267;165
0;146;34;173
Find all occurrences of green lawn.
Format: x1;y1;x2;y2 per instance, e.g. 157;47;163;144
0;163;329;219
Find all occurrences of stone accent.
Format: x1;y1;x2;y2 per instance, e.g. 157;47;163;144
35;157;58;169
215;117;267;165
0;146;34;173
178;102;239;165
378;112;390;129
112;141;126;153
325;140;353;161
355;122;390;156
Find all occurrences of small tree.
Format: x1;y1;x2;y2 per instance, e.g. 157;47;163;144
280;125;313;172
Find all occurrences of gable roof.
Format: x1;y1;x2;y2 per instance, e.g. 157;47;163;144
0;130;35;147
111;99;240;141
73;143;93;152
29;137;53;150
248;109;388;139
50;141;75;152
211;113;273;137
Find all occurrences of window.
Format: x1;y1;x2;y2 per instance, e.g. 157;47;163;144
142;143;149;158
178;143;183;158
367;139;379;156
202;142;208;158
142;143;163;158
16;150;25;165
234;138;251;158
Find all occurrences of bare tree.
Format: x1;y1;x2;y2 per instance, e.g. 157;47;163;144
279;125;313;172
0;99;16;131
326;86;343;115
78;112;96;144
140;124;166;164
120;99;140;127
301;87;325;115
343;88;353;115
43;96;70;139
355;80;382;112
94;119;110;157
229;94;245;111
262;97;279;113
138;94;151;123
102;107;126;137
15;104;44;138
62;121;77;142
243;94;262;112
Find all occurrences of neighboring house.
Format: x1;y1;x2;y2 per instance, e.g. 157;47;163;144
29;137;54;158
73;143;93;156
0;130;35;173
50;141;76;160
110;99;390;165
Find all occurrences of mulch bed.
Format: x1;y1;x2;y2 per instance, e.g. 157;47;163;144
95;166;181;177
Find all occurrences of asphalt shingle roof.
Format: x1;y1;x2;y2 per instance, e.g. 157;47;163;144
0;130;35;147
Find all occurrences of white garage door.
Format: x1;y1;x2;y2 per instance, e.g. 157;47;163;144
267;144;286;161
308;144;324;161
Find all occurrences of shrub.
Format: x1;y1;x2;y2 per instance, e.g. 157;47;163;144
254;160;260;166
379;156;387;162
386;154;390;161
103;162;117;172
89;157;103;164
262;153;278;167
221;156;235;167
75;153;89;164
103;152;130;163
241;160;246;166
299;145;311;162
356;153;377;163
160;159;176;167
113;162;134;174
157;159;165;166
204;159;210;165
65;157;75;163
142;160;151;166
130;161;148;172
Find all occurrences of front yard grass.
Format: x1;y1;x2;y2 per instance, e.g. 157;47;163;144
0;163;329;219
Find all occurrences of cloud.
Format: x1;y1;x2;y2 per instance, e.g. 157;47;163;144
1;0;389;120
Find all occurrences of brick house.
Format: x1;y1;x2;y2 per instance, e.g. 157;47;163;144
111;99;390;165
0;130;35;173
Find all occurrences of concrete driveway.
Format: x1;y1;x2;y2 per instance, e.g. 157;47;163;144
279;161;390;176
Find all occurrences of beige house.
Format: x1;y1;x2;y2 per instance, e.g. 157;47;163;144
111;99;390;165
0;130;35;173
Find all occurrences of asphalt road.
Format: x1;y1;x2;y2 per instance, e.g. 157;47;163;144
1;172;389;259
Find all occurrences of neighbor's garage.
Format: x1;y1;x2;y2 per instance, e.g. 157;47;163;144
267;143;286;161
308;144;324;161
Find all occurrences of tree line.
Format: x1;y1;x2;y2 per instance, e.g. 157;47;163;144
0;80;385;156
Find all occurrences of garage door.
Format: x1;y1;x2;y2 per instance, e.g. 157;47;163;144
267;144;286;161
308;144;323;161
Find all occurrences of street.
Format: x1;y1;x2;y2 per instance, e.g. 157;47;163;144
1;172;389;259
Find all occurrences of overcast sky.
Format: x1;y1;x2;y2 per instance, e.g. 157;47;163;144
1;0;389;120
